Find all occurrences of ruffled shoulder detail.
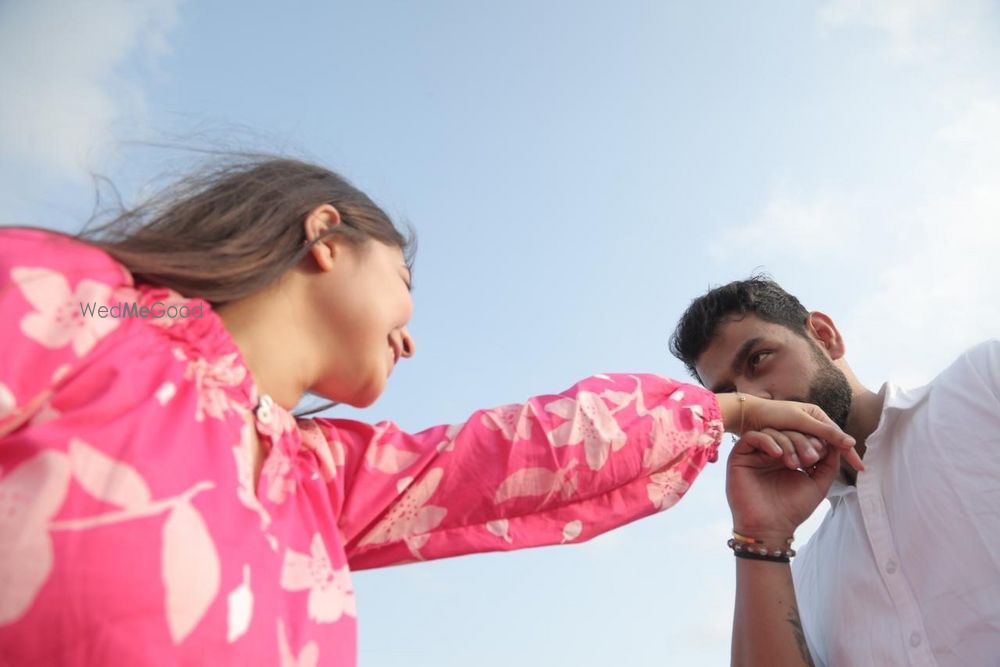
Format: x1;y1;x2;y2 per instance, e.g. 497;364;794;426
0;226;258;434
0;226;240;365
0;227;134;291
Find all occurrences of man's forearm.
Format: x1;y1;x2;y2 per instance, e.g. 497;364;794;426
732;558;814;667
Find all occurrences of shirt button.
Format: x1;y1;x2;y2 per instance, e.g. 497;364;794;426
885;559;897;574
255;394;274;424
909;632;922;647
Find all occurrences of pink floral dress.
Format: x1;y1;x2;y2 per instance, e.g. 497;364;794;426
0;227;724;666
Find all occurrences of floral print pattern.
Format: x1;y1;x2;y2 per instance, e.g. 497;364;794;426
12;266;119;356
545;391;628;470
282;534;357;624
176;349;247;422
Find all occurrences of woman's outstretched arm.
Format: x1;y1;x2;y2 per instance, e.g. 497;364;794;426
300;375;856;570
312;373;725;569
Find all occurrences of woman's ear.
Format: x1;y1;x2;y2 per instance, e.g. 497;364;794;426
303;205;343;272
806;311;846;360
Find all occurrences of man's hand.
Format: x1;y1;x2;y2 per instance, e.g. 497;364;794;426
727;433;842;540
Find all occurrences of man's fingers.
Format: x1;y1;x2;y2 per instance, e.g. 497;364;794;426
766;429;800;469
739;431;783;458
810;447;842;492
740;429;836;471
785;431;825;467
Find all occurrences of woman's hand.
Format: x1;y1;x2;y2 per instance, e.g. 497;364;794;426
717;393;864;473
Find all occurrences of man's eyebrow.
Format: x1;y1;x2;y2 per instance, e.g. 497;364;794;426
709;337;763;393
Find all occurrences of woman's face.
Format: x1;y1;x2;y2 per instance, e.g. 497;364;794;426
310;239;415;407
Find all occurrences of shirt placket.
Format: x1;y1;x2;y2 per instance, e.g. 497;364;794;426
857;432;939;667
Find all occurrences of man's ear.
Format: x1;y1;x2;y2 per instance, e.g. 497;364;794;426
303;204;343;272
806;311;846;360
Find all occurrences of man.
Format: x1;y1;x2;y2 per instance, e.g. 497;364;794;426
670;276;1000;666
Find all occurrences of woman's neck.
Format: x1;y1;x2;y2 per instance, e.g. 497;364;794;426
216;288;313;411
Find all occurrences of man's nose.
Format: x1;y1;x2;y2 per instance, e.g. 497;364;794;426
400;327;415;358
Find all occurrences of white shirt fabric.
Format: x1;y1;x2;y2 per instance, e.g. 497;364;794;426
791;340;1000;667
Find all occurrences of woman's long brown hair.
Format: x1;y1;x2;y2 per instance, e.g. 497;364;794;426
80;154;413;307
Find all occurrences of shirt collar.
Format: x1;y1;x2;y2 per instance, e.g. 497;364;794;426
881;379;932;413
827;476;856;499
826;379;931;499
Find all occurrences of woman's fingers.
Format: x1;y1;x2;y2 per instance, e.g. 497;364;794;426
744;395;853;448
840;445;866;473
799;406;866;472
800;404;856;449
740;397;866;473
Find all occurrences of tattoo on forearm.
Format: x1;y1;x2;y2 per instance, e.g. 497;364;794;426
787;604;815;667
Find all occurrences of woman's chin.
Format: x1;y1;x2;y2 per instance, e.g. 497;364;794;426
350;395;379;409
311;382;383;409
348;380;387;409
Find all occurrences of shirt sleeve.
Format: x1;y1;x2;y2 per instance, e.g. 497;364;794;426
308;373;723;570
933;339;1000;420
0;227;132;437
967;339;1000;404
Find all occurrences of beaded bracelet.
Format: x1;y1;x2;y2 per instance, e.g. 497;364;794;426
733;549;791;564
727;530;796;563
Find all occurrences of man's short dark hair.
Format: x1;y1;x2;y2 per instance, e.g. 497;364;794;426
669;275;811;382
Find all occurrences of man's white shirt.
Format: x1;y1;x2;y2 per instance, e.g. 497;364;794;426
792;340;1000;667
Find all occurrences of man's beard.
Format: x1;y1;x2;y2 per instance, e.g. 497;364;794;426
804;343;853;430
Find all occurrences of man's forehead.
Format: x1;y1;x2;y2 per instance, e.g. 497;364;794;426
694;316;785;383
709;314;779;347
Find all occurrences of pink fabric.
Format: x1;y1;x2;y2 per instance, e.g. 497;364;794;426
0;227;724;666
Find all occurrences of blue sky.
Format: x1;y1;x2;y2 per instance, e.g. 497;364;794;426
2;1;998;664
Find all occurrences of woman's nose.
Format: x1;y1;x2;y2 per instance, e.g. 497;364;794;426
400;328;415;358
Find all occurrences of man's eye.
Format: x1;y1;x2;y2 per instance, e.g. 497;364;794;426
749;351;770;370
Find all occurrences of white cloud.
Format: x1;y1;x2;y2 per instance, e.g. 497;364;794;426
714;1;1000;387
710;189;862;263
847;99;1000;385
819;0;995;64
0;0;181;178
